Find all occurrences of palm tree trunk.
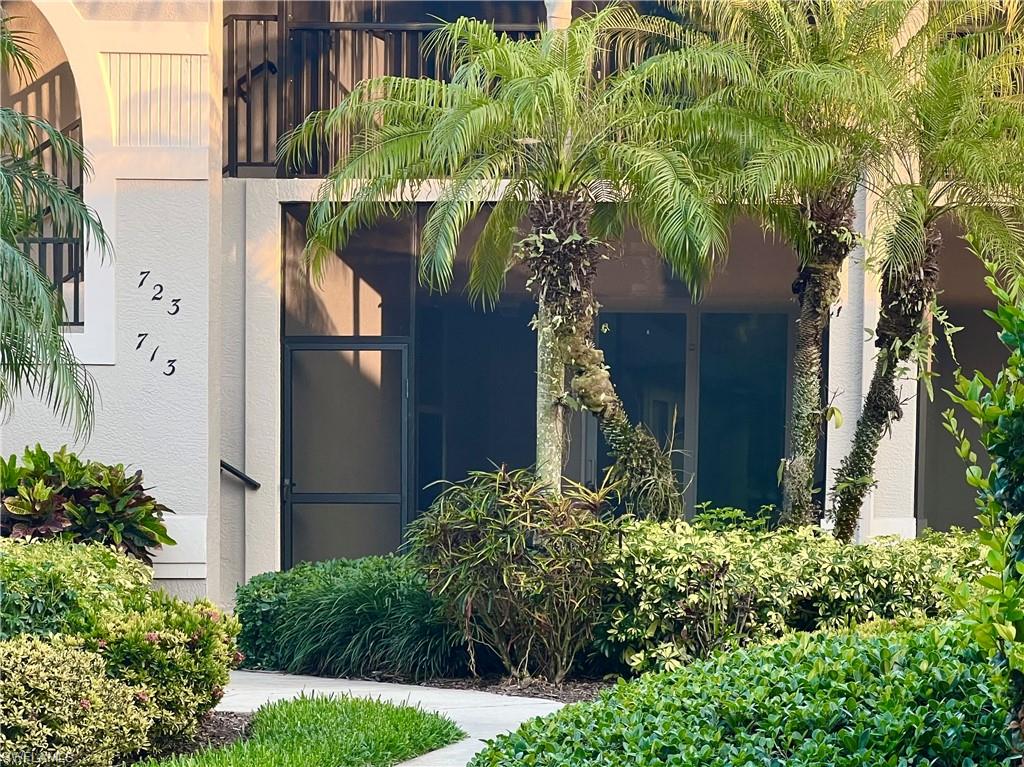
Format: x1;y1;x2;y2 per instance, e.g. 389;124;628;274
527;194;683;518
830;225;941;542
536;298;566;492
779;190;857;527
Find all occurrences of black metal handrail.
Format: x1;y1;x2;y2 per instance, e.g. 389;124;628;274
223;14;538;177
220;459;262;490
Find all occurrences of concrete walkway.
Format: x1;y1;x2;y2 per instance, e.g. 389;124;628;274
218;670;563;767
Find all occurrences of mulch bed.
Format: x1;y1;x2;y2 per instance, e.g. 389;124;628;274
126;711;252;764
424;676;614;704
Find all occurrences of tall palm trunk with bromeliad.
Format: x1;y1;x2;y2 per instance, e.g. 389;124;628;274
282;7;744;516
830;26;1024;541
681;0;955;526
525;194;677;510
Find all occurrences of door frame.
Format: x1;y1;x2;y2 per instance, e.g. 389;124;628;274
280;336;411;569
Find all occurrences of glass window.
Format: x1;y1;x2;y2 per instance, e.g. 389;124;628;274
291;504;401;564
284;206;412;337
697;313;788;513
597;313;687;480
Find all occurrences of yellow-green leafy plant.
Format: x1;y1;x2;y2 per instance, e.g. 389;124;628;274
408;466;616;683
598;520;981;672
0;537;152;639
86;592;241;749
945;267;1024;737
0;635;154;767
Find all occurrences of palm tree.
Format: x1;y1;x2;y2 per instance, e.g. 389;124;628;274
282;6;747;516
830;23;1024;542
676;0;952;527
1;13;107;436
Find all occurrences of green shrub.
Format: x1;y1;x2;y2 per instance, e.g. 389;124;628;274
0;540;240;754
0;444;175;563
472;623;1012;767
234;558;361;669
235;555;464;681
141;694;464;767
0;537;152;638
85;592;240;749
598;520;982;672
944;266;1024;727
409;467;616;682
690;502;771;532
0;635;154;767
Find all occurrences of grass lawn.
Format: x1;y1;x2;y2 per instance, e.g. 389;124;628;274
145;695;465;767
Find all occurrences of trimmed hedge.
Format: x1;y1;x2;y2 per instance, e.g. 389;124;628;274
472;622;1012;767
84;592;240;748
0;540;239;761
235;555;465;681
0;537;152;638
0;636;154;766
598;521;982;671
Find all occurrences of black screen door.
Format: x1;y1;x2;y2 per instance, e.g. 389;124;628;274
282;339;409;567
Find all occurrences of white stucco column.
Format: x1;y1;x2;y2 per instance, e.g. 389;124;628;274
826;187;919;540
545;0;572;30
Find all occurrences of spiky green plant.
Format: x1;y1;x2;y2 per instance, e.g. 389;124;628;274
830;16;1024;542
281;5;748;517
1;12;107;435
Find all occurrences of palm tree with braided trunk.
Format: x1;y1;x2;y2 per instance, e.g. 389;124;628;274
282;6;747;516
830;19;1024;542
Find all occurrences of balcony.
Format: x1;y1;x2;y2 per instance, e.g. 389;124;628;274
223;13;538;178
21;118;85;327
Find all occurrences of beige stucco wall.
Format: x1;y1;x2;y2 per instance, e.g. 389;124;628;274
0;179;214;592
0;1;224;601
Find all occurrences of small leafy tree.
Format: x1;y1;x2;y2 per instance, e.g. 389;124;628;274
945;266;1024;738
1;13;108;434
282;6;747;516
831;15;1024;542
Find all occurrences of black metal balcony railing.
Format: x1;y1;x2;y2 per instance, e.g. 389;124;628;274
224;14;537;177
20;118;85;327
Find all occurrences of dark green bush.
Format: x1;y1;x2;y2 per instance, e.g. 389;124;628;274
0;444;174;563
234;558;353;669
235;555;465;681
472;623;1012;767
0;537;152;638
0;635;154;767
408;467;616;683
598;521;982;672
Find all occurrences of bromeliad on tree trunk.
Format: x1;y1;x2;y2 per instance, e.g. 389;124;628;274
525;194;681;518
830;227;940;542
779;191;857;527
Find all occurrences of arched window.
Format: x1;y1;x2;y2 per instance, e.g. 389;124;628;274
2;1;84;326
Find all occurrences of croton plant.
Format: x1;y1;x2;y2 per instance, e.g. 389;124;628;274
0;445;175;564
